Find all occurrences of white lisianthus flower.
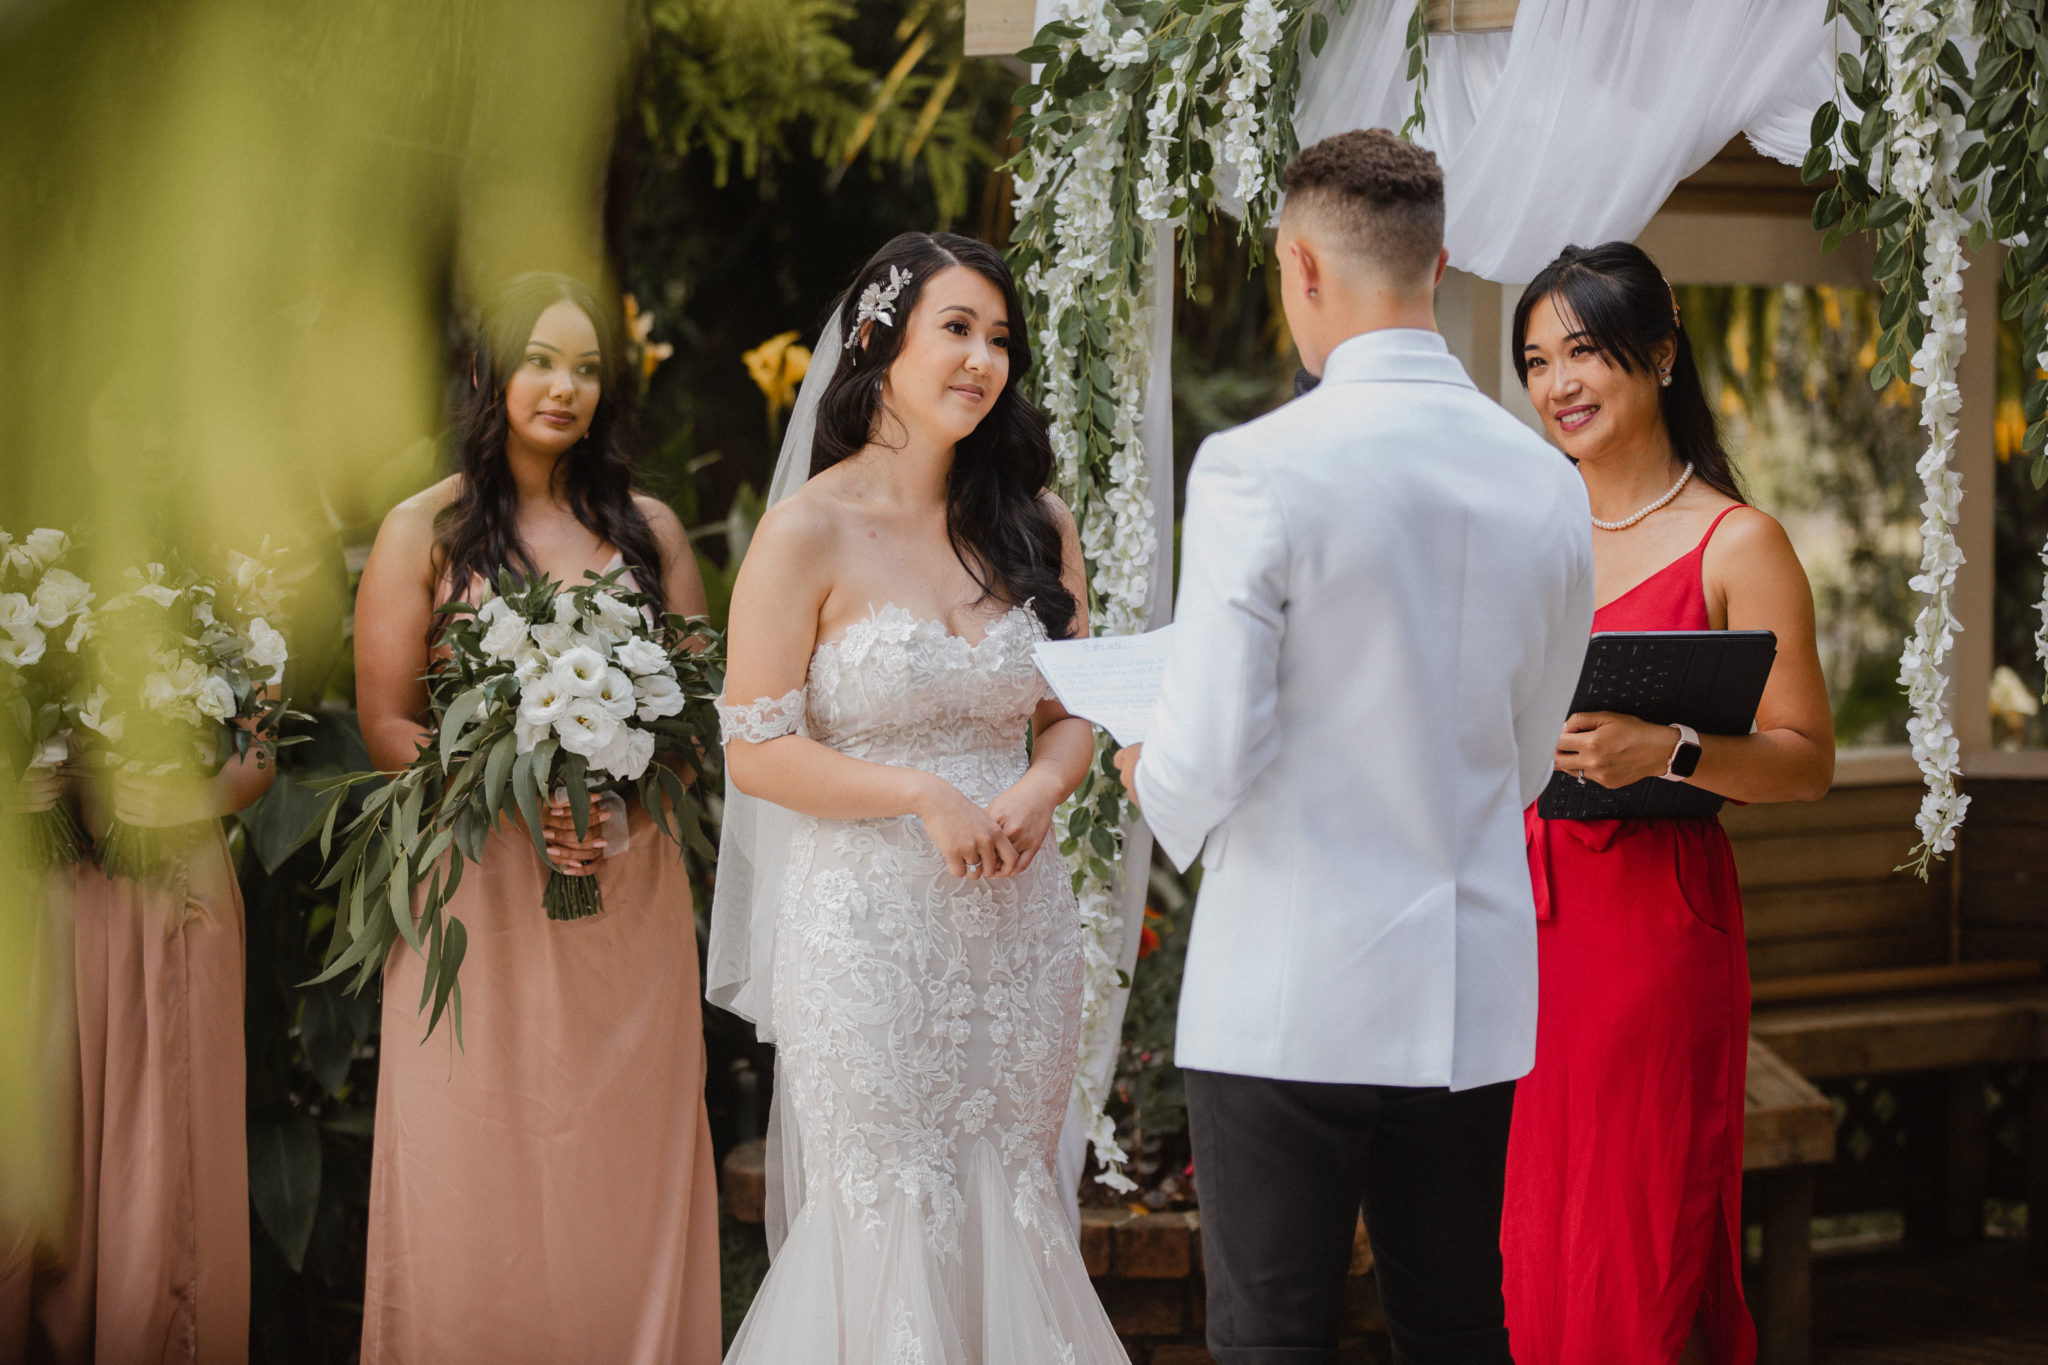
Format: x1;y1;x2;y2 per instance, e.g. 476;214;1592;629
550;646;608;696
530;621;578;656
32;569;92;627
593;725;656;781
611;636;668;676
631;672;684;721
0;628;46;669
65;614;92;652
0;593;35;633
552;594;582;626
477;597;529;660
247;617;289;685
593;667;637;719
518;676;573;728
514;715;550;754
193;674;237;721
554;697;619;756
137;581;180;608
512;643;549;684
76;687;122;741
22;528;68;569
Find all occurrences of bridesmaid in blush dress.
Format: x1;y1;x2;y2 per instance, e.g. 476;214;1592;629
353;274;718;1364
0;732;273;1365
1500;243;1835;1365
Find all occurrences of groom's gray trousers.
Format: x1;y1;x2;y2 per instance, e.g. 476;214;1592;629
1185;1068;1517;1365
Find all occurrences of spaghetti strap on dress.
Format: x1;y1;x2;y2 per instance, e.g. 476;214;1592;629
1503;505;1757;1364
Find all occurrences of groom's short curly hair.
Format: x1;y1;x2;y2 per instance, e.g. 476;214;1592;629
1281;129;1445;286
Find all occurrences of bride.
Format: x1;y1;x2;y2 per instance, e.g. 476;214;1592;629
709;231;1126;1362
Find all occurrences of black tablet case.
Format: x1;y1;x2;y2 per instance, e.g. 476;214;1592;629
1536;630;1777;821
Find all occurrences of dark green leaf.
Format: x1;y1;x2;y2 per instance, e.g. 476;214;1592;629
1811;187;1843;230
1840;0;1875;34
1936;40;1971;83
1869;356;1894;390
1310;11;1329;56
1837;50;1864;94
248;1115;321;1272
298;986;357;1097
1801;144;1833;184
1810;101;1840;145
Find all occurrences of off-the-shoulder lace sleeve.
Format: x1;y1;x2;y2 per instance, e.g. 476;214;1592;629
717;688;807;744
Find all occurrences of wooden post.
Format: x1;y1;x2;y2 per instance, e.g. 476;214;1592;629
1943;1066;1989;1242
1758;1168;1814;1365
2029;1060;2048;1280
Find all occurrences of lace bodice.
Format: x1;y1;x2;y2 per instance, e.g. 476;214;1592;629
719;601;1122;1363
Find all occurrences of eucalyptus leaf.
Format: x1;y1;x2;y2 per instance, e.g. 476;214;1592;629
248;1115;321;1273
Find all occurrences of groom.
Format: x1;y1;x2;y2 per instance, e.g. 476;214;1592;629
1115;130;1592;1363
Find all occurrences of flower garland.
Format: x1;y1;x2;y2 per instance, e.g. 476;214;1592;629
1007;0;1328;1185
1812;0;2048;870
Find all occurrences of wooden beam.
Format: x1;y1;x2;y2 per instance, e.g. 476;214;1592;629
1751;959;2043;1006
1425;0;1518;32
965;0;1038;58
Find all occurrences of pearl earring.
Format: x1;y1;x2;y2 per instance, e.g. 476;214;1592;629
1658;368;1672;387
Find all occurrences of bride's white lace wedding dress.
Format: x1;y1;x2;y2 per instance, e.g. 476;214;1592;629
717;602;1128;1364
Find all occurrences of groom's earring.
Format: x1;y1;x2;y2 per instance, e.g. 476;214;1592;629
1307;286;1318;299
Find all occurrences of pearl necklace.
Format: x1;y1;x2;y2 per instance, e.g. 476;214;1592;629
1592;463;1694;532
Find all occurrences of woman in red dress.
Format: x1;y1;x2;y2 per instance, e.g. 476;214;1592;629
1500;242;1835;1364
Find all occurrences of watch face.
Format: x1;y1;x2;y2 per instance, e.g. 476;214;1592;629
1671;742;1703;779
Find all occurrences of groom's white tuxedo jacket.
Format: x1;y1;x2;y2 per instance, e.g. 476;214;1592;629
1136;328;1593;1091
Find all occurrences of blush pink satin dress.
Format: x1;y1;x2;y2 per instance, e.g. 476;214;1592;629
360;564;720;1364
0;828;251;1365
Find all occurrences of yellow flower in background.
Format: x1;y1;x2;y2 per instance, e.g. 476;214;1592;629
743;330;812;428
623;293;673;385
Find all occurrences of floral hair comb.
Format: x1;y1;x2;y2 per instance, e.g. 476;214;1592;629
849;265;914;350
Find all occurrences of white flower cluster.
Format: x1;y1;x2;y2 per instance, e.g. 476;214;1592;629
112;562;287;733
473;589;683;783
1214;0;1283;212
1880;0;1973;862
1016;0;1166;1186
0;529;94;671
1134;54;1192;223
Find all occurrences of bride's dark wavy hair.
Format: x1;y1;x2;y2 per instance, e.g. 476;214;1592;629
812;232;1078;640
434;272;667;619
1511;241;1747;505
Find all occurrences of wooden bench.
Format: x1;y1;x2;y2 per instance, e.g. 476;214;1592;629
1744;1034;1838;1365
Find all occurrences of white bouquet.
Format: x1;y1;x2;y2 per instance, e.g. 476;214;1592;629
79;553;295;880
0;526;95;864
311;569;721;1035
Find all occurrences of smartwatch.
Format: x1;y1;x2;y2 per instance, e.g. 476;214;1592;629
1660;723;1702;782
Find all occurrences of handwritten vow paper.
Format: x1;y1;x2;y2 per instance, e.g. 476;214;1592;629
1032;626;1178;746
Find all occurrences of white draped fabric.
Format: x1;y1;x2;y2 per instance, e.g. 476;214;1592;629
1295;0;1847;283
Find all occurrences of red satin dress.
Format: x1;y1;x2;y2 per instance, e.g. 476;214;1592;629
1502;507;1756;1364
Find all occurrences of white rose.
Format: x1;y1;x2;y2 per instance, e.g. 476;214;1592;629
593;725;656;781
22;528;67;569
247;617;289;684
65;613;93;652
632;672;684;721
549;646;608;696
554;697;619;757
593;667;637;719
611;636;668;676
142;670;181;710
193;675;237;721
517;676;573;728
0;593;35;633
32;569;91;627
583;592;642;641
165;657;207;696
476;598;529;660
530;621;578;657
0;627;45;669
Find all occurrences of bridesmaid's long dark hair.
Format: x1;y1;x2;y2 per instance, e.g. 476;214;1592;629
1511;241;1747;505
812;233;1078;641
435;272;668;618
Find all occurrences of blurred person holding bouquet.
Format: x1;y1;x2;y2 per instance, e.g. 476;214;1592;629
1;539;285;1365
351;273;718;1364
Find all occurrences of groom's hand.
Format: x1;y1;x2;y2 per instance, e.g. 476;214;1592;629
1111;743;1143;812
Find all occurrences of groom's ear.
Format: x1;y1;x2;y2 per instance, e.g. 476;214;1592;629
1287;236;1322;299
